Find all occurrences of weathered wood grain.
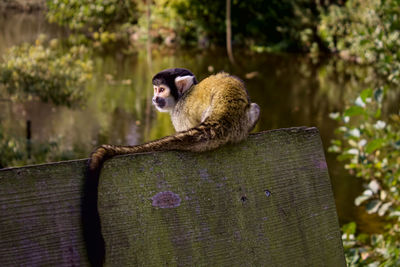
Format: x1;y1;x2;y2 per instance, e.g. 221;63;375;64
98;127;345;266
0;159;88;266
0;127;345;266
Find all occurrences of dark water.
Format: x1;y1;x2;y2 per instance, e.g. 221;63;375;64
0;10;384;233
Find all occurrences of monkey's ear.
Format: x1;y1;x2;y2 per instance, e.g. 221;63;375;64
175;75;195;95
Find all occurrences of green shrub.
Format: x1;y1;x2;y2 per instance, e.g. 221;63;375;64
321;1;400;264
330;88;400;266
319;0;400;83
0;35;92;106
0;125;25;169
46;0;138;46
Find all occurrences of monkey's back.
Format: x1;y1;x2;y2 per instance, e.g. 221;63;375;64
172;72;254;142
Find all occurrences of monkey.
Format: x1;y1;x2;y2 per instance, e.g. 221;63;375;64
83;68;260;266
89;68;260;166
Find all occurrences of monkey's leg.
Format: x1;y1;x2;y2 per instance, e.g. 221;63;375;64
247;103;260;131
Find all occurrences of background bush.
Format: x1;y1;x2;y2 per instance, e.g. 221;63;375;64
323;0;400;265
0;35;92;106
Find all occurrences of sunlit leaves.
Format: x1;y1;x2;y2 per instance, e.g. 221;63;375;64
46;0;139;46
378;202;392;216
355;194;372;206
0;125;24;168
360;88;373;102
344;106;367;117
320;0;400;84
46;0;137;30
323;1;400;265
0;36;92;106
365;139;385;154
342;221;357;237
330;85;400;265
374;87;384;103
366;199;381;214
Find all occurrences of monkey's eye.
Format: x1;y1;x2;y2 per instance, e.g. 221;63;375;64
159;87;165;93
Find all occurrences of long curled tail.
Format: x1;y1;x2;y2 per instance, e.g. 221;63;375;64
87;120;234;173
83;120;234;266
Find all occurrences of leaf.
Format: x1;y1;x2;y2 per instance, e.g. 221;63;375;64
331;139;342;146
374;108;381;118
394;140;400;149
358;139;367;147
378;202;392;216
329;112;340;120
337;153;354;161
380;190;387;200
355;96;365;107
374;87;384;103
348;128;360;138
342;222;357;235
373;120;386;130
360;88;373;102
368;180;380;194
328;145;340;153
344;106;366;117
363;189;373;196
365;139;385;154
366;199;381;214
355;194;371;206
356;233;369;243
389;211;400;218
346;148;359;155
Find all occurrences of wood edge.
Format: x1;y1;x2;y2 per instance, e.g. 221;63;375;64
0;126;318;172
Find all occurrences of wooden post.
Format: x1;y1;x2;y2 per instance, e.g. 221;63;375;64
26;120;32;159
0;128;345;266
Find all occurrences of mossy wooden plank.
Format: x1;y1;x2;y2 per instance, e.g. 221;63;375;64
0;159;89;266
0;127;344;266
99;127;345;266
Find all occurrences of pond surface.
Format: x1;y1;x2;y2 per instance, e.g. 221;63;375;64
0;10;384;232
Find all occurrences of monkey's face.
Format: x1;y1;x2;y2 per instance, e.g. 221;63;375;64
152;85;176;112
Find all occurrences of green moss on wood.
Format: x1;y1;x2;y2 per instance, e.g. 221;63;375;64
98;127;345;266
0;127;345;266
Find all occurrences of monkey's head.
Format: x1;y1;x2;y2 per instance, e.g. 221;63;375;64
152;68;198;112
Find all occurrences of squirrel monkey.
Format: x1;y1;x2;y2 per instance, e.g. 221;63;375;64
89;68;260;170
84;68;260;265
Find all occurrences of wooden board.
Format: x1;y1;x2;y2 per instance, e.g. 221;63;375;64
0;127;345;266
0;159;88;266
98;127;345;266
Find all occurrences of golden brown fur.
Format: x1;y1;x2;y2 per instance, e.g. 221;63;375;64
88;72;259;171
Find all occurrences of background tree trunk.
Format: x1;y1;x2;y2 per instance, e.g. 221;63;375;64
226;0;235;64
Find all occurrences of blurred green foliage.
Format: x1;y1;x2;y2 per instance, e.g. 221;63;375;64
330;88;400;266
0;34;93;167
46;0;138;30
45;0;343;51
0;35;93;106
46;0;139;47
323;0;400;265
155;0;296;47
0;122;80;168
0;124;24;168
319;0;400;82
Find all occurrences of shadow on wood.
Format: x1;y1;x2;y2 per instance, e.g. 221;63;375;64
0;127;345;266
